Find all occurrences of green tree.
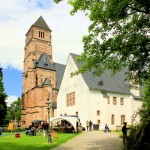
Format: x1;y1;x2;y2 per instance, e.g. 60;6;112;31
6;98;21;126
53;0;150;149
0;68;7;125
55;0;150;84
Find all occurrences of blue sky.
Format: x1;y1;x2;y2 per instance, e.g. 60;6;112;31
0;0;90;105
3;67;22;97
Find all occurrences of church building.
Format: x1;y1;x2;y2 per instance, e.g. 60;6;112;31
21;16;65;127
21;16;142;129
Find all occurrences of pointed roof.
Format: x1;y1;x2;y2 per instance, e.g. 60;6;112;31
35;53;55;70
26;16;51;35
33;16;51;31
43;78;52;86
34;53;65;89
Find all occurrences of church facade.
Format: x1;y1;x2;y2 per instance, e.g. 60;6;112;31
21;16;65;127
21;17;142;129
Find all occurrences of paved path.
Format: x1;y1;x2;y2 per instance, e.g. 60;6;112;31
52;131;123;150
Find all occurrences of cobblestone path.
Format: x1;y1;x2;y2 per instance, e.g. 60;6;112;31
52;131;123;150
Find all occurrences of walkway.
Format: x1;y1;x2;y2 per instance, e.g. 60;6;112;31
52;131;123;150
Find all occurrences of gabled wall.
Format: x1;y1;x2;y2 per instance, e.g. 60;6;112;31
57;55;90;126
57;54;143;130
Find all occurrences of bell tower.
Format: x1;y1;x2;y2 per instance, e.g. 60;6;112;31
21;16;56;127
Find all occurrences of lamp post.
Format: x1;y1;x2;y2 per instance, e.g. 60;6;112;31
46;97;52;143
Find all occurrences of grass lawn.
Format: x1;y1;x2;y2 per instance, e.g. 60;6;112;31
0;132;79;150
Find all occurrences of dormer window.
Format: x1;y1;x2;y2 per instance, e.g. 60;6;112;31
39;31;44;39
44;63;48;67
98;79;103;85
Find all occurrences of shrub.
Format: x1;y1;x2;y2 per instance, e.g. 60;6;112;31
1;127;27;133
125;122;150;150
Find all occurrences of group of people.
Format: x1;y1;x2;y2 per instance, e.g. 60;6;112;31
26;121;49;138
86;120;93;131
55;120;75;133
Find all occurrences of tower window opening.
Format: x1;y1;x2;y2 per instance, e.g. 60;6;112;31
39;31;44;39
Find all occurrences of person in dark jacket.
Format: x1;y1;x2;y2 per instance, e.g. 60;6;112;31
89;120;93;131
122;122;128;144
31;123;37;136
104;124;110;132
42;121;49;138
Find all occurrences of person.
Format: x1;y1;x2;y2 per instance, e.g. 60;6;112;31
32;123;37;136
42;121;49;138
26;124;32;136
70;124;75;133
122;122;128;144
89;120;93;131
0;126;2;135
64;124;69;133
37;122;42;136
104;124;110;132
86;120;89;131
76;121;79;133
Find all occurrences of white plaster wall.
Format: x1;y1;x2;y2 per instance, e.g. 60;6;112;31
130;87;140;96
132;98;142;123
79;90;142;130
100;93;131;130
87;90;101;128
57;55;90;128
133;99;142;112
108;93;135;130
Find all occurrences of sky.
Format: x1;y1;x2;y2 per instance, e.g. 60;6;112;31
0;0;90;105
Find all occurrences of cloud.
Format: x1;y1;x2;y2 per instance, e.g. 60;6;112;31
0;0;90;70
6;95;18;106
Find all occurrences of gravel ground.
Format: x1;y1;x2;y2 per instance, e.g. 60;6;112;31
51;131;123;150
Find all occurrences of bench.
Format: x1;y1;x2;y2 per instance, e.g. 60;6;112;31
51;132;58;140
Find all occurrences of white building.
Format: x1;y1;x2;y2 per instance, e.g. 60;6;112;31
56;53;142;130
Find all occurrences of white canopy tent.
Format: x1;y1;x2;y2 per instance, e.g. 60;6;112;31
50;116;80;132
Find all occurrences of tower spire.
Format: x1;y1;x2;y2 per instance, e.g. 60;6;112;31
33;16;51;31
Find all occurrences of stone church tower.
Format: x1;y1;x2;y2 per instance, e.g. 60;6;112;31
21;16;65;127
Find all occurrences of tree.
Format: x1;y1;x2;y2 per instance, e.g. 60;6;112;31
53;0;150;149
54;0;150;84
6;98;21;126
0;68;7;125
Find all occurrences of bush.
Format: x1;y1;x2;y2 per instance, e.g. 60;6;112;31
14;127;26;132
125;123;150;150
2;127;8;132
1;127;27;133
